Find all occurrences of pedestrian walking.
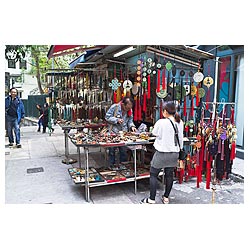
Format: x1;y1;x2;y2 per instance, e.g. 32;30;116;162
5;87;25;148
36;104;43;132
42;103;54;133
140;101;184;204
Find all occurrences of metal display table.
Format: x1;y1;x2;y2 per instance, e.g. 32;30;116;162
69;136;196;202
59;123;106;164
70;138;155;202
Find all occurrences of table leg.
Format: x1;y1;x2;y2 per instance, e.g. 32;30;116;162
62;129;77;164
134;148;137;195
85;147;90;202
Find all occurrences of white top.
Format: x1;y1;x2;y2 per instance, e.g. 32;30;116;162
152;117;184;152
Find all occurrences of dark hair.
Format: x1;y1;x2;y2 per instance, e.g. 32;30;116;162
121;97;133;106
10;87;18;93
174;112;181;123
162;101;176;115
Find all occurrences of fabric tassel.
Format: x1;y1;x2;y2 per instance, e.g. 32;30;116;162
190;96;194;117
230;141;236;160
221;140;225;160
147;75;151;99
184;97;187;116
230;107;235;124
157;69;161;93
206;157;211;189
134;98;138;121
143;92;147;112
206;88;210;110
162;68;166;90
113;91;117;103
196;85;199;107
138;98;142;121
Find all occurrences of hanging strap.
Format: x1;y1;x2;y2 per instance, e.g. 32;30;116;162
167;118;181;150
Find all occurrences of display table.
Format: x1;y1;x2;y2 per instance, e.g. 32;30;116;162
68;134;196;202
59;123;106;164
70;137;156;202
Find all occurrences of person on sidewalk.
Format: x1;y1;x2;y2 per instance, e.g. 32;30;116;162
42;103;54;133
36;104;43;132
105;97;136;169
140;101;184;204
5;87;25;148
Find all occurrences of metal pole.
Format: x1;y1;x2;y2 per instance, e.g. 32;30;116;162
212;56;219;121
85;147;90;202
134;148;137;195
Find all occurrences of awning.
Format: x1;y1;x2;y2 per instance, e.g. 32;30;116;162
69;48;103;69
47;45;105;59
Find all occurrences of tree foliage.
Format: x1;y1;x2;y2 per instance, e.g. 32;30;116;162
5;45;76;94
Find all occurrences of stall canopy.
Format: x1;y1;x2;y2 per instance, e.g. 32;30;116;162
47;45;105;59
69;48;103;69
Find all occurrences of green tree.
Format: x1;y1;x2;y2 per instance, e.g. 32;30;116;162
5;45;77;95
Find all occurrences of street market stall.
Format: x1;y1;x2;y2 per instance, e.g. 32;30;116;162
46;45;238;201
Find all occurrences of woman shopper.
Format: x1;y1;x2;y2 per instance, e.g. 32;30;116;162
140;101;184;204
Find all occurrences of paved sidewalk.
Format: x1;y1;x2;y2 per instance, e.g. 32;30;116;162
5;126;244;204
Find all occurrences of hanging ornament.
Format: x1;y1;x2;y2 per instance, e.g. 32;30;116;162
123;80;133;91
183;84;190;96
198;87;206;98
193;71;204;83
109;78;121;90
203;76;214;88
165;61;172;71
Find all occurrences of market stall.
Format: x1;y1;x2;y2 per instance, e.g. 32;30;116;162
46;45;238;201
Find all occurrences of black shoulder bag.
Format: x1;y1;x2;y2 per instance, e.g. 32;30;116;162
168;118;187;160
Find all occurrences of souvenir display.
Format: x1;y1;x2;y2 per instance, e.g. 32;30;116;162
68;167;104;184
97;170;126;183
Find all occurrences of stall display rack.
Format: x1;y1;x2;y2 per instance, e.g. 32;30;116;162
69;136;194;202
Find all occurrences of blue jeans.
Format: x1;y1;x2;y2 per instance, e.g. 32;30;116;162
109;146;128;165
38;118;42;130
7;118;20;144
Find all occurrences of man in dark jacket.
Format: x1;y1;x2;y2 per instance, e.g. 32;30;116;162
5;87;25;148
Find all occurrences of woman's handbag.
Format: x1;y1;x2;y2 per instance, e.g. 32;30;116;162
168;118;187;160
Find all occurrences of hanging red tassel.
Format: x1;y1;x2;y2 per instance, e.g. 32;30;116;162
206;155;211;189
143;92;147;112
134;98;138;121
162;68;166;90
196;85;199;107
184;97;187;116
157;69;161;92
114;91;117;103
230;107;235;124
206;88;210;110
138;98;142;121
147;75;151;99
230;141;236;160
190;96;194;117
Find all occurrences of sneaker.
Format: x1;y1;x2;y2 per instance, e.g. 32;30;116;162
161;196;169;204
140;197;156;204
16;144;22;148
9;143;13;147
